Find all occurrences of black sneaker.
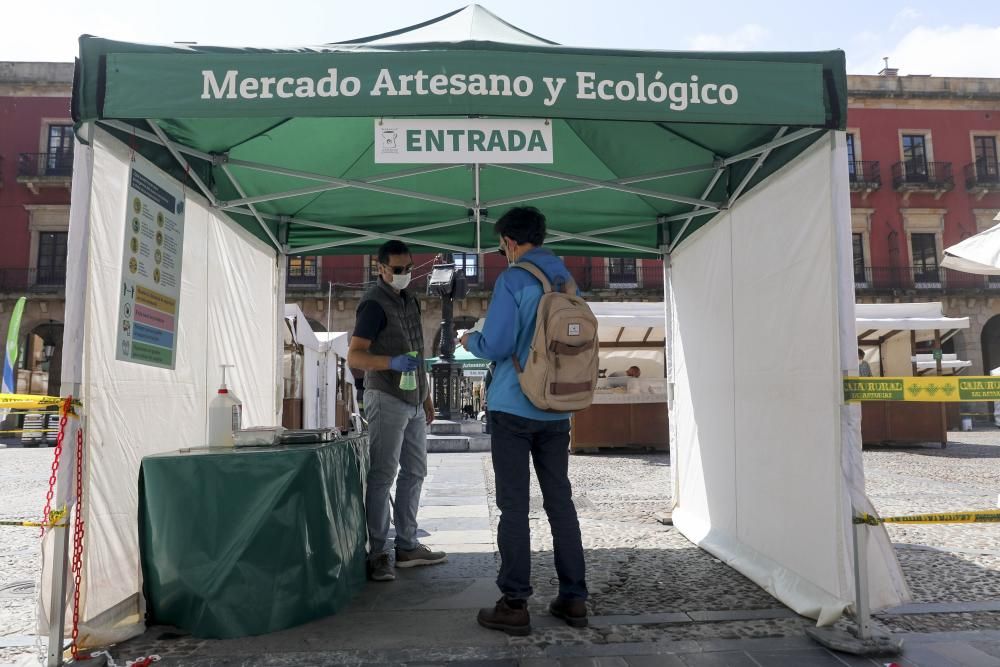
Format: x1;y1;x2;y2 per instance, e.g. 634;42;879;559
477;596;531;636
367;553;395;582
395;543;447;568
548;596;588;627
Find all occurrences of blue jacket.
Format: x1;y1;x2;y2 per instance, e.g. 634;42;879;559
465;248;572;421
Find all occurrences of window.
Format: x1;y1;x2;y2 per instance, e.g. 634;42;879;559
37;232;67;285
902;135;928;181
852;233;866;284
608;257;638;286
974;136;999;182
910;233;939;286
452;252;479;283
46;125;74;176
286;256;318;285
846;133;857;179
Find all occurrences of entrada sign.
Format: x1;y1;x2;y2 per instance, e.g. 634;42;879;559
374;119;553;164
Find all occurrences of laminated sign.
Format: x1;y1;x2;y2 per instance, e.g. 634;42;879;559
844;376;1000;402
374;119;553;164
116;157;185;369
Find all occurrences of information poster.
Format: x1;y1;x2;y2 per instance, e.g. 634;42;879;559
116;160;185;369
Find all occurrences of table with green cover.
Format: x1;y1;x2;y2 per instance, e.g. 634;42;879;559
138;436;369;638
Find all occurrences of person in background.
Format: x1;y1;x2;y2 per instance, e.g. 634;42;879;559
348;240;446;583
461;206;588;636
858;349;873;377
608;366;641;378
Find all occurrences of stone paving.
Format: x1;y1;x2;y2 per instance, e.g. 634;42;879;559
2;430;1000;665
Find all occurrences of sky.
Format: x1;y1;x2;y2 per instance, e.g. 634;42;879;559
2;0;998;77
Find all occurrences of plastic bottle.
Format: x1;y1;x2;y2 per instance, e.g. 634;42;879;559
208;364;243;447
399;351;419;391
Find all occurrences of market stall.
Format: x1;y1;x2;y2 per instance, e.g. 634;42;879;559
282;305;353;431
856;302;970;446
45;6;909;661
573;302;668;452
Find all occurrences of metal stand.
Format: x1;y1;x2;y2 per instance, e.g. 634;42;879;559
806;510;903;656
427;260;467;421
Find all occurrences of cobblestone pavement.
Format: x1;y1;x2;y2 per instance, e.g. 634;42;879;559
3;431;1000;665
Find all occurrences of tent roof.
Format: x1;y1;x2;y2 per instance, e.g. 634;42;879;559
73;7;846;259
589;301;665;344
942;221;1000;276
316;331;350;358
855;303;969;341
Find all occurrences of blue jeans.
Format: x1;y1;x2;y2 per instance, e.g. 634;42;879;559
490;411;587;601
364;389;426;559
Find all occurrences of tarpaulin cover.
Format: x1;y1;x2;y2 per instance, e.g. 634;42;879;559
138;436;368;638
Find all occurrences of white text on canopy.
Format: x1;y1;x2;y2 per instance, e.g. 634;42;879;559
373;119;553;164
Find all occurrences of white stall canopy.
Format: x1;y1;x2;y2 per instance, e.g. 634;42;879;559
941;213;1000;275
856;302;969;344
283;304;350;431
590;301;666;344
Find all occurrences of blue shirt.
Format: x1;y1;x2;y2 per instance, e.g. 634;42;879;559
465;248;572;421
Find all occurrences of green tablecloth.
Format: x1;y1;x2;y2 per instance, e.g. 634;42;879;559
138;436;369;638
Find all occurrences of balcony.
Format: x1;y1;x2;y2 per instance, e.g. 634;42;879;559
891;161;954;199
965;159;1000;199
854;265;1000;293
17;153;73;194
0;268;67;293
848;160;881;195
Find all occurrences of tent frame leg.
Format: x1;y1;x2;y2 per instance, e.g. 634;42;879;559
805;511;903;657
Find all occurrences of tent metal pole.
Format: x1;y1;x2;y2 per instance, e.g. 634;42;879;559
489;164;721;209
667;168;726;253
479;217;657;255
218;164;462;209
728;127;788;203
852;511;873;640
220;164;282;252
287;218;475;255
98;120;214;161
473;163;482;256
225;159;467;209
146;120;218;207
722;127;821;166
482;162;718;208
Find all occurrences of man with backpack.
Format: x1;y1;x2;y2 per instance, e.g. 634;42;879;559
460;206;596;636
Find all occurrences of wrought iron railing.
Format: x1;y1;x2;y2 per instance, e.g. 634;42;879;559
854;266;1000;291
848;160;881;188
0;268;67;291
17;152;73;178
965;159;1000;189
891;161;953;190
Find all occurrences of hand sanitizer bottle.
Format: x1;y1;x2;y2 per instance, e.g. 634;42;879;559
209;364;242;447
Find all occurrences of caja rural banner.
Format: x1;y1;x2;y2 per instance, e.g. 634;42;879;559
844;376;1000;402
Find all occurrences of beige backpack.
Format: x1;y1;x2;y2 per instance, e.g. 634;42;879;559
511;260;600;413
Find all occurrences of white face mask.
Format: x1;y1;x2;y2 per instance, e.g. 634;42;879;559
391;273;412;290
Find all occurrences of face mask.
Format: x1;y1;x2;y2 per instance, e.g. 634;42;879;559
391;273;412;290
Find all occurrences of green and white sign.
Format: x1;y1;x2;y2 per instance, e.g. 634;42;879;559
374;119;552;164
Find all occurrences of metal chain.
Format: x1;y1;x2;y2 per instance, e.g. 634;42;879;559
39;397;71;537
70;413;86;661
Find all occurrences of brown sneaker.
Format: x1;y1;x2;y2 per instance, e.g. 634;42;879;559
477;596;531;636
367;553;395;582
395;543;447;568
548;596;588;628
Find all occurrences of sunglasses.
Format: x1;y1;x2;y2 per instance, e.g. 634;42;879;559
382;263;414;275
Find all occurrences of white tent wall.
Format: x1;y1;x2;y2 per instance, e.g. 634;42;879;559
43;126;280;647
667;133;907;624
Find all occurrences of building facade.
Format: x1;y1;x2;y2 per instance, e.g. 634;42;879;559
847;72;1000;393
0;62;74;396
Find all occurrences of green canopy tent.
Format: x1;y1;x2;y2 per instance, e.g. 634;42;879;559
50;4;910;659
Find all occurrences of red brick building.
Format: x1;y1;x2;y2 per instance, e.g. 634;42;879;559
0;62;74;395
847;71;1000;381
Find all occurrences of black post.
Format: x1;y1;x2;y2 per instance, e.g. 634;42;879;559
428;259;465;421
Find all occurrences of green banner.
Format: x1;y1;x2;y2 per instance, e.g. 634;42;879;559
845;376;1000;402
103;51;825;125
2;297;26;394
844;378;906;402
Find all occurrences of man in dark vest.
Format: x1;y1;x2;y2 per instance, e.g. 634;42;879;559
348;240;446;581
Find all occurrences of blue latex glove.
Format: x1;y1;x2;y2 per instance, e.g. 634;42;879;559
389;354;419;372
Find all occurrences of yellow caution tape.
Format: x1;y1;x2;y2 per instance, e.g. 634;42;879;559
856;510;1000;525
0;507;68;529
0;393;65;410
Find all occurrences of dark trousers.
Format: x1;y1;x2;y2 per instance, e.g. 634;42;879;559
489;411;588;601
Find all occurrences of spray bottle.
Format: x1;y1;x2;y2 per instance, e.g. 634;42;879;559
209;364;242;447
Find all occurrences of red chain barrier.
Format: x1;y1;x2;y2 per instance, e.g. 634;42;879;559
70;411;86;661
39;397;72;537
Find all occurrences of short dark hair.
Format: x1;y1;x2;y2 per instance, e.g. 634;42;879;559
378;240;411;264
496;206;546;247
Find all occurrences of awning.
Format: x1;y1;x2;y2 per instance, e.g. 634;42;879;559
855;302;969;344
589;301;665;345
942;220;1000;275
